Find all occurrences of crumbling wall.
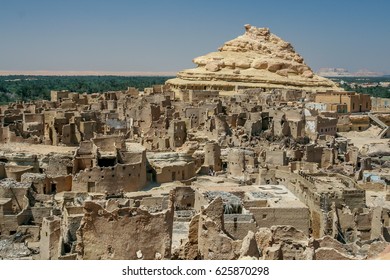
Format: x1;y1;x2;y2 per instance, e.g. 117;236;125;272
224;214;257;240
304;145;323;165
30;206;52;225
0;126;11;143
76;196;174;260
0;181;30;211
203;141;222;172
342;189;366;210
290;161;318;173
334;205;384;243
155;162;195;184
265;150;287;166
189;90;219;103
51;90;70;102
197;197;242;260
39;216;61;260
61;206;84;256
61;123;81;146
273;170;328;238
227;148;245;178
72;163;146;194
255;226;312;260
174;187;195;210
194;189;209;212
79;121;96;140
288;119;304;139
4;165;34;182
49;175;72;193
250;207;310;235
168;120;187;148
21;173;50;194
258;168;277;184
44;156;73;177
92;135;122;153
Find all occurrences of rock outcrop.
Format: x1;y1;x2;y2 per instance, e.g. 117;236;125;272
255;226;313;260
253;226;385;260
167;24;340;92
197;197;242;260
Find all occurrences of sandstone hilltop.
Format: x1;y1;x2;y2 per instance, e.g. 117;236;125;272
167;24;340;92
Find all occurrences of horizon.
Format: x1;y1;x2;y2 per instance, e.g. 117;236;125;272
0;70;176;77
0;69;388;78
1;0;390;74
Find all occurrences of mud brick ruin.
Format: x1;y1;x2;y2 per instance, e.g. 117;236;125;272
0;25;390;260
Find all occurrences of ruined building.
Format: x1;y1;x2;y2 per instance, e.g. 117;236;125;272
0;25;390;260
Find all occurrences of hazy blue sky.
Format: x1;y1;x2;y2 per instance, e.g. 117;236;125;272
1;0;389;73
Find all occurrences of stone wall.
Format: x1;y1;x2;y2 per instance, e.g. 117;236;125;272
194;189;209;212
76;196;174;260
155;162;195;184
203;141;222;171
224;214;257;239
39;216;62;260
174;187;195;210
189;90;219;103
249;207;310;235
265;150;287;166
72;163;146;194
273;170;328;238
315;92;371;113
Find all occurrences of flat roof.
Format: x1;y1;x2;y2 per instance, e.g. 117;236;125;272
193;178;307;209
0;143;76;156
311;175;354;194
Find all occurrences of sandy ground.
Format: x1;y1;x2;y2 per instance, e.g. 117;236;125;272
0;142;76;156
374;245;390;260
339;125;389;149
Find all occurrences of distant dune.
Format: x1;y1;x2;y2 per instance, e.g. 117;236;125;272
0;70;176;76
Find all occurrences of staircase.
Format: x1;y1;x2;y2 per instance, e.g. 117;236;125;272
368;113;389;138
379;127;390;138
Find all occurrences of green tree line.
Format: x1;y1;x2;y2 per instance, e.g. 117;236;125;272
0;76;173;103
334;77;390;98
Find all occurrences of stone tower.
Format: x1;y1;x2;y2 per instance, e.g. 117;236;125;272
203;141;222;172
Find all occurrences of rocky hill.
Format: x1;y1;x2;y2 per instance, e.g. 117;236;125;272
167;24;339;92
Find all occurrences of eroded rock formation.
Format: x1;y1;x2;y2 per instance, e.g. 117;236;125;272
167;24;340;92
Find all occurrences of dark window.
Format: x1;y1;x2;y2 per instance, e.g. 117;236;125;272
50;183;57;194
88;182;95;192
97;157;116;167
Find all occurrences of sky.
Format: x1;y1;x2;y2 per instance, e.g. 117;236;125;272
1;0;390;74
